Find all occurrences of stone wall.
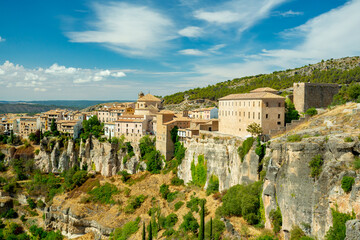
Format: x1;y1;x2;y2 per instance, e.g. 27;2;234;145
293;82;340;113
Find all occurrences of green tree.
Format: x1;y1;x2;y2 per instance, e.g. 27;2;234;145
199;200;205;240
285;98;300;123
142;222;146;240
170;126;179;143
246;123;263;137
50;119;57;133
209;218;213;240
148;221;152;240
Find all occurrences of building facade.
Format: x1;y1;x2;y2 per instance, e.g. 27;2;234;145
19;117;41;136
218;88;285;138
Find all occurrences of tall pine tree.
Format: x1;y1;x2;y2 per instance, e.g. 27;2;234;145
199;200;205;240
142;221;146;240
148;221;152;240
210;218;213;240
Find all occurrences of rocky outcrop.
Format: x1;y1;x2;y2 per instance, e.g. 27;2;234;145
345;220;360;240
178;136;259;192
262;135;360;239
35;137;142;177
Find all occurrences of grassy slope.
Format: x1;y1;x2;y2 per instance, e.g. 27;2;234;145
163;56;360;104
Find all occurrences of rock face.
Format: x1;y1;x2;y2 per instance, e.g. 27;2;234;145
35;138;142;176
345;220;360;240
262;136;360;239
178;137;259;192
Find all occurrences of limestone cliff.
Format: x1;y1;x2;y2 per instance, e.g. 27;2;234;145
35;138;144;176
178;136;259;192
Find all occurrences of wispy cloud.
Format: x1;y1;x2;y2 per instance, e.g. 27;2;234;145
276;10;303;17
178;49;209;56
0;36;5;42
178;44;227;56
194;0;287;32
67;2;176;57
178;26;203;38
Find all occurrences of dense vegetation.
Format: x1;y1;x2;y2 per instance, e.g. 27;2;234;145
325;208;356;240
163;59;360;104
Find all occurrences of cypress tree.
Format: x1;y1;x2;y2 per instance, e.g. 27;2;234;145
148;221;152;240
210;218;213;240
199;200;205;240
142;222;146;240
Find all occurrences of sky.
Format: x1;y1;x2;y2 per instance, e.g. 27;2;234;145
1;0;360;100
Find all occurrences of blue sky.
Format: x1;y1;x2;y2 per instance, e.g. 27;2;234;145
1;0;360;100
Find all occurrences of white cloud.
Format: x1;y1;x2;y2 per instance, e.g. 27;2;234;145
178;26;203;38
178;49;209;56
263;0;360;63
67;2;176;57
111;72;126;78
209;44;227;53
277;10;303;17
0;36;5;42
34;88;47;92
194;0;287;32
0;61;127;95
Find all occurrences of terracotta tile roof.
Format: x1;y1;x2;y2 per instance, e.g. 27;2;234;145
219;92;285;100
250;87;278;93
138;94;161;102
119;115;144;119
158;110;174;114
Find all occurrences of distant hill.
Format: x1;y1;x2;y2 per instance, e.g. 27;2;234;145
0;103;71;114
0;100;134;114
163;56;360;104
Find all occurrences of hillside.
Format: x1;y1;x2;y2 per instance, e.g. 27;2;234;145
0;103;77;114
163;56;360;104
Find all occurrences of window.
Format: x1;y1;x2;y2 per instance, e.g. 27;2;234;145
253;112;255;119
278;114;281;119
266;114;269;119
278;102;281;107
248;112;250;118
258;112;260;119
266;102;269;107
253;102;255;107
258;102;260;107
277;121;281;125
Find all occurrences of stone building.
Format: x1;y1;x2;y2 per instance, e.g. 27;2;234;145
134;92;162;115
156;111;191;160
114;115;149;142
293;82;340;113
19;117;41;136
190;107;218;120
218;88;285;138
57;120;82;139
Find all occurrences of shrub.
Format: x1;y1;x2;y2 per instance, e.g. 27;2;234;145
180;211;199;233
171;176;184;186
145;150;163;174
166;191;178;203
162;228;175;237
27;198;37;209
160;184;170;199
191;155;207;187
71;170;88;188
37;199;45;209
309;155;324;178
87;183;119;204
206;174;219;195
219;181;262;225
287;134;302;142
163;213;178;228
1;208;18;219
341;176;355;193
290;225;305;240
125;195;147;214
238;137;255;162
344;137;353;142
34;149;40;155
353;157;360;170
325;208;355;240
205;218;225;240
305;108;318;116
186;196;202;212
269;207;282;233
118;171;131;183
174;201;184;211
110;217;140;240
